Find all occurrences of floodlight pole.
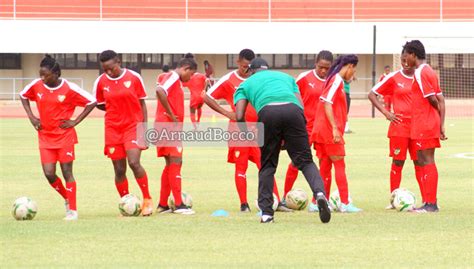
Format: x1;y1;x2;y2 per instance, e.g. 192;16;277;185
371;25;377;118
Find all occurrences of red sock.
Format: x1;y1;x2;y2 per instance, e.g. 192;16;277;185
115;178;129;197
235;163;248;204
273;179;281;203
66;181;77;211
190;111;197;127
390;163;403;193
168;163;183;206
319;158;333;199
423;163;438;204
284;163;298;198
159;166;171;207
49;177;67;200
136;172;151;199
333;159;349;204
197;107;202;122
414;165;425;203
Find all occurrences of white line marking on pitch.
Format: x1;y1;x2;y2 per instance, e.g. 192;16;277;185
453;152;474;160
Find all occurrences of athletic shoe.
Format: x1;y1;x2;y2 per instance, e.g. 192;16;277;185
141;199;154;216
385;204;396;210
412;203;439;213
276;202;294;212
240;203;251;212
340;203;362;213
64;210;78;221
316;192;331;223
308;200;319;212
174;204;195;215
260;215;274;223
156;205;172;214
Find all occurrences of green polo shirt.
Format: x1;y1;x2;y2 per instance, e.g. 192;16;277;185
344;81;350;94
233;70;303;113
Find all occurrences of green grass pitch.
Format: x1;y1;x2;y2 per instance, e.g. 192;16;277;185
1;117;472;268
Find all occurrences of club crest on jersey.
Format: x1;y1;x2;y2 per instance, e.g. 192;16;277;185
124;81;131;88
177;147;183;153
394;148;401;155
235;150;240;158
57;95;66;102
109;147;115;154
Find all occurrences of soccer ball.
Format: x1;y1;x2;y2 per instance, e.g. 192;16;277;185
255;193;279;211
12;197;37;221
118;194;142;216
168;191;193;210
391;188;416;211
329;190;352;212
285;189;309;210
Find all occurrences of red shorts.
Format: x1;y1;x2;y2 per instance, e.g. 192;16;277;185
227;147;260;165
104;125;147;160
157;146;183;158
314;143;345;159
40;145;75;164
389;136;418;161
411;138;441;151
190;97;204;109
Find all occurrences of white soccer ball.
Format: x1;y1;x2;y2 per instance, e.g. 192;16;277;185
168;191;193;210
118;194;142;216
285;189;309;210
12;197;38;221
391;188;417;212
255;193;279;211
329;190;352;212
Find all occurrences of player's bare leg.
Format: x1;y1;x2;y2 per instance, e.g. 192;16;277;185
60;162;78;220
127;148;153;216
112;158;129;197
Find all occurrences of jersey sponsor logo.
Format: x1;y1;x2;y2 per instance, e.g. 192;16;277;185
58;95;66;102
397;82;405;88
308;83;315;88
37;93;43;99
124;81;132;88
103;86;110;92
66;151;73;157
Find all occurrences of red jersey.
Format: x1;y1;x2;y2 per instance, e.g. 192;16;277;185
311;74;347;145
296;69;326;132
93;69;147;145
156;71;185;122
372;70;414;138
411;64;442;140
207;70;258;122
183;72;207;107
20;79;95;149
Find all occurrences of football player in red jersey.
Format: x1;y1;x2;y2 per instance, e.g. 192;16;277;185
20;55;96;220
369;55;426;208
155;58;197;215
94;50;154;216
402;40;447;213
283;50;334;212
311;54;362;213
183;53;209;129
204;49;287;212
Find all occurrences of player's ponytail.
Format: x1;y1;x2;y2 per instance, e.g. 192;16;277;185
325;54;358;87
40;54;61;77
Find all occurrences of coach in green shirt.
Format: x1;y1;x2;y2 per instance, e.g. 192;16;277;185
234;58;330;224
